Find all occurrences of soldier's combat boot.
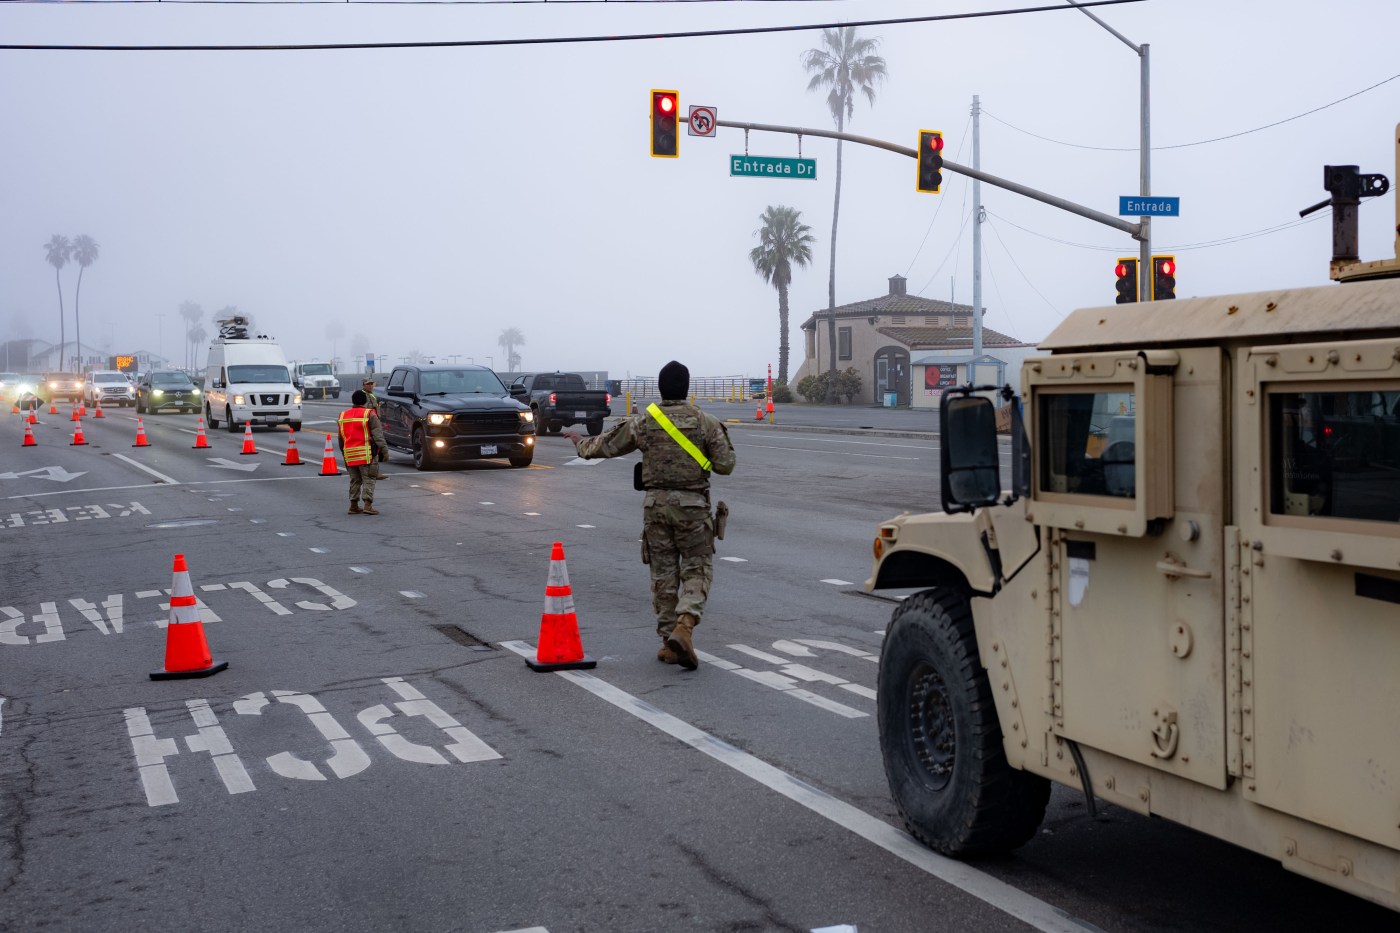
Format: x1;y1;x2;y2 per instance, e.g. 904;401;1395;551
666;613;699;671
657;636;679;664
348;501;362;514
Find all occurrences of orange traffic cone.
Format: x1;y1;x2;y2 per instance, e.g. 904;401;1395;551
49;400;58;415
150;553;228;680
319;434;340;476
94;399;105;419
526;542;596;672
71;421;88;446
22;422;36;447
754;400;764;421
132;418;151;447
239;422;257;455
26;407;38;425
192;417;211;449
10;401;19;414
282;429;303;466
78;402;87;416
70;406;81;421
766;398;775;415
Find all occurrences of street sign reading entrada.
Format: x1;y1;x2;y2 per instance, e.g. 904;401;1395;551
1118;196;1181;216
730;155;816;179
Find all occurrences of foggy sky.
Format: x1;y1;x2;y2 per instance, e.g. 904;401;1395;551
3;0;1397;379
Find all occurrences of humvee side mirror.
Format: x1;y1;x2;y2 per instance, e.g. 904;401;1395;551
941;389;1003;513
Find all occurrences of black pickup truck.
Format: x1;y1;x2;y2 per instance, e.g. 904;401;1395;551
378;364;536;470
508;372;612;436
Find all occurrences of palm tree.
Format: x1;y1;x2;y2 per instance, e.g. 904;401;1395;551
43;235;72;370
748;206;815;385
802;27;887;397
71;235;99;373
325;321;346;367
178;301;203;371
188;325;207;371
498;327;525;372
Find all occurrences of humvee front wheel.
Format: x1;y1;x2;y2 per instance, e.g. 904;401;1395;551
878;589;1050;857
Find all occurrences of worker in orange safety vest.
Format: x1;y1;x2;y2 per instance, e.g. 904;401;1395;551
338;389;391;515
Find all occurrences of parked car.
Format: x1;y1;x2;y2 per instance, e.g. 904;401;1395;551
378;364;536;469
43;373;84;401
136;370;202;415
83;370;137;408
508;372;612;435
0;372;26;402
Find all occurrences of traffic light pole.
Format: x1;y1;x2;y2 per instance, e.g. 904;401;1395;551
701;116;1145;240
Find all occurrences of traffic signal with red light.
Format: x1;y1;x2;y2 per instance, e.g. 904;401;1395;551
651;90;678;158
1115;257;1139;304
1152;255;1176;300
916;130;944;193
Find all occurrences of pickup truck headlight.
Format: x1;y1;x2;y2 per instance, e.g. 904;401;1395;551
427;412;452;426
519;410;535;424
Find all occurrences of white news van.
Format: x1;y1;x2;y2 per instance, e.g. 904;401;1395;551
203;318;303;432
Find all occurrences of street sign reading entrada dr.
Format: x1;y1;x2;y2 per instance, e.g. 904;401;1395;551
730;155;816;179
1119;196;1181;216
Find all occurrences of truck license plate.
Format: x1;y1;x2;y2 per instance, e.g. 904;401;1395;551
574;410;587;418
480;444;497;455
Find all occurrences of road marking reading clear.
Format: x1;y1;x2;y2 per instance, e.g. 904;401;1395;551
111;453;180;484
498;640;1082;933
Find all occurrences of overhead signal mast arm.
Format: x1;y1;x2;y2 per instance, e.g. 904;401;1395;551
683;113;1144;240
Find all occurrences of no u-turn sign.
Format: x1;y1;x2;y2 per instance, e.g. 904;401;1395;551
688;106;717;137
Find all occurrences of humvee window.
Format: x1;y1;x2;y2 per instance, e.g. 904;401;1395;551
1269;389;1400;522
1038;391;1136;499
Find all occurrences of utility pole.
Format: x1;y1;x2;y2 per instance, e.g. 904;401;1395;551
972;95;983;365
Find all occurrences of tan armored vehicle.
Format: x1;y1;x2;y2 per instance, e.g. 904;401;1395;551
867;140;1400;910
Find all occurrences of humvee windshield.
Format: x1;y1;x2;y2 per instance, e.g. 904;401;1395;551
1038;390;1136;499
1270;389;1400;523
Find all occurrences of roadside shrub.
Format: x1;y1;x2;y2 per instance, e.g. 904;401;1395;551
797;373;828;403
771;382;794;404
837;367;863;403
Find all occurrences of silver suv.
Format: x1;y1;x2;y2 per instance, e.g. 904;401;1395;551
83;371;136;408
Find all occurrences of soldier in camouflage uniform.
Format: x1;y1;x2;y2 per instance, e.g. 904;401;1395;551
565;361;735;670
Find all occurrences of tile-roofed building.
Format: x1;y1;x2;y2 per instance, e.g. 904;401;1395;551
794;274;1035;407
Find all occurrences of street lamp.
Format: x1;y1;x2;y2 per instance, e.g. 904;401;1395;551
1067;0;1152;299
486;356;494;370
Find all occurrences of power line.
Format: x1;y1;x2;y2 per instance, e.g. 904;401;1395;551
982;207;1336;253
983;215;1062;319
980;71;1400;151
915;204;972;298
0;0;1145;51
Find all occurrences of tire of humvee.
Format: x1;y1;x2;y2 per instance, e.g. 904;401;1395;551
878;588;1050;857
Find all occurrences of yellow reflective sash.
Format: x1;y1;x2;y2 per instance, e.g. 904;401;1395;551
646;403;711;472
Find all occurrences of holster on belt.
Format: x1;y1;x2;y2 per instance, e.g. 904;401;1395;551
714;501;729;541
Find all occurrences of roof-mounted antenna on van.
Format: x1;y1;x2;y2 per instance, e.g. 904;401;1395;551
216;316;252;340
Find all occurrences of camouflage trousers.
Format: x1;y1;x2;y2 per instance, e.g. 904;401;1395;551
642;497;715;638
347;464;377;504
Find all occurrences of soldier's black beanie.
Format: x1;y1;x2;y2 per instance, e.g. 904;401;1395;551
658;360;689;400
352;389;367;405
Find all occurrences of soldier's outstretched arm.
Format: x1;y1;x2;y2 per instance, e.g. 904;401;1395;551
567;417;638;459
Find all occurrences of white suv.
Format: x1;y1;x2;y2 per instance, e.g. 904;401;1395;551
84;371;137;408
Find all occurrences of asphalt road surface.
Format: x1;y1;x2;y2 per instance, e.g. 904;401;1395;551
0;399;1392;932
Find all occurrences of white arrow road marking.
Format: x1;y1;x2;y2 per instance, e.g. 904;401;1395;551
499;640;1086;933
0;466;87;483
207;457;259;472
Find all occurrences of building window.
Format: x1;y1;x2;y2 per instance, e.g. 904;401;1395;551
838;327;852;360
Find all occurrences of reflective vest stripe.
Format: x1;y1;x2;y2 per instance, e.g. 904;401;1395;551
338;409;372;466
646;403;711;472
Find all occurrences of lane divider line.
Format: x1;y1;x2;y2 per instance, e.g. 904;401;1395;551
497;640;1083;933
110;453;180;485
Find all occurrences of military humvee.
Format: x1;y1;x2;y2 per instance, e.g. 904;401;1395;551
866;134;1400;910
